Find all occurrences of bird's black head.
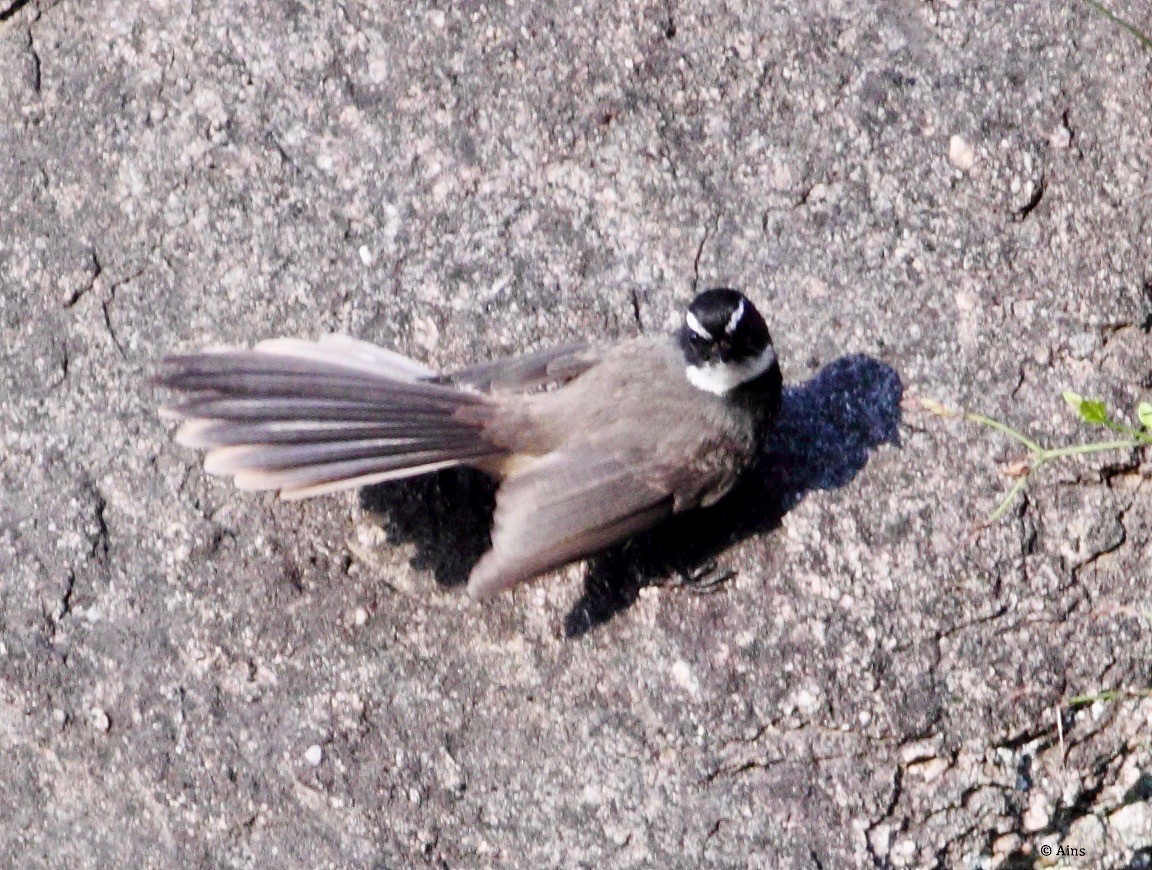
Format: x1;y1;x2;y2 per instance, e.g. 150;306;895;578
679;288;771;366
678;288;779;399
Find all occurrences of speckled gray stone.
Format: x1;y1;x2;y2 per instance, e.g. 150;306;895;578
1;0;1150;867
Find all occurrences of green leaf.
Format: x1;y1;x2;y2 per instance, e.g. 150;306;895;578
1064;392;1108;425
1078;399;1109;425
1139;402;1152;430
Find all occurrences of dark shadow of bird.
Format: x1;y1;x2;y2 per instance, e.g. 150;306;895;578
358;354;903;636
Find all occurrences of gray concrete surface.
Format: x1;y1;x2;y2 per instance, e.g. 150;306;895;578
2;0;1151;866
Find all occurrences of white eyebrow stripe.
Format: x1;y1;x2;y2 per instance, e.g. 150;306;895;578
725;299;745;335
685;311;711;339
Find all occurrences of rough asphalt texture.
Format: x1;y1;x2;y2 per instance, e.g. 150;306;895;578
2;0;1151;867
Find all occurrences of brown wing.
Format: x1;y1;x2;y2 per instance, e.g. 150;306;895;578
466;444;694;598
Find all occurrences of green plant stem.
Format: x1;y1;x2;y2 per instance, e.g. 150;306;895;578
986;476;1030;524
923;396;1150;526
1081;0;1152;52
961;418;1147;524
1068;688;1152;709
1042;438;1147;460
1099;417;1149;440
961;412;1044;453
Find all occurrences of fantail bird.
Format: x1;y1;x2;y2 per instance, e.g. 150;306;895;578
155;288;782;598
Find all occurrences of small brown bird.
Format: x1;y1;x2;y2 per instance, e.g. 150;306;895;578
156;288;782;598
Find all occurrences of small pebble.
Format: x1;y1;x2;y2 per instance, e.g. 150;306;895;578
1023;795;1050;832
992;833;1020;856
304;744;324;766
869;822;892;855
670;660;699;695
914;758;949;782
1110;802;1152;847
949;135;976;171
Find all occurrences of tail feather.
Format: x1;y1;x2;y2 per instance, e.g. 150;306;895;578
155;339;505;498
162;397;449;424
158;352;481;408
253;335;437;382
234;448;498;499
175;418;469;448
203;431;488;474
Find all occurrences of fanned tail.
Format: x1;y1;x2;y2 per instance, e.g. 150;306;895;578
155;336;505;499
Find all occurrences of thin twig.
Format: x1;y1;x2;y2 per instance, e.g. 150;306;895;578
1056;705;1065;766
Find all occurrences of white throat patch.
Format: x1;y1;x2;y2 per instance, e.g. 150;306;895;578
685;344;777;396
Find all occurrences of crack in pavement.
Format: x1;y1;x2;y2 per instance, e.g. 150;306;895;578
690;214;718;296
0;0;36;25
25;25;40;92
62;248;102;308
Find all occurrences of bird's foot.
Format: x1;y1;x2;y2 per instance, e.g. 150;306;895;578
657;560;736;595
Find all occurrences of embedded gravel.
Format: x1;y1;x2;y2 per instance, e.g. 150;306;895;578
1;1;1150;867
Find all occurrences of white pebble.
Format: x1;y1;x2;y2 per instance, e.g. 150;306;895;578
1049;124;1072;150
948;135;976;171
304;744;324;766
1110;802;1152;847
1023;795;1051;832
670;660;699;695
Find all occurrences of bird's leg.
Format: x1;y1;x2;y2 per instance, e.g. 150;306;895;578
659;560;737;594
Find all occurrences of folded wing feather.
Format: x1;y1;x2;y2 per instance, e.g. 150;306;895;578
467;445;677;598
